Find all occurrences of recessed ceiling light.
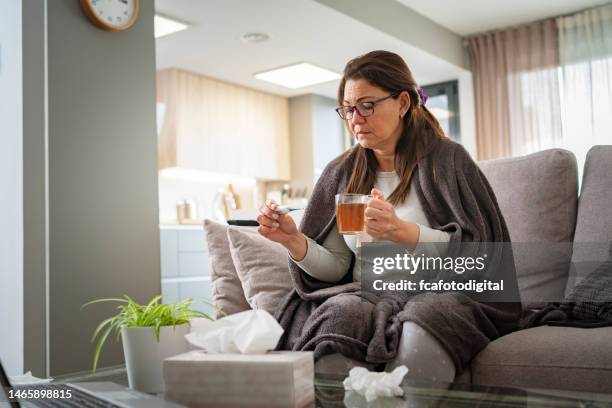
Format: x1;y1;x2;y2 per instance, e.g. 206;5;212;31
241;32;270;44
255;63;341;89
154;14;188;39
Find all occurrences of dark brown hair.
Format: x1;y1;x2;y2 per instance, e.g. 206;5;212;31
338;50;448;205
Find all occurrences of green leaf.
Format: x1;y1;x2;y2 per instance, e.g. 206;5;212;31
81;297;128;310
92;324;114;373
90;317;116;343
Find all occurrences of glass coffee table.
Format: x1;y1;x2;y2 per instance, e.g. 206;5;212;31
55;366;612;407
313;372;612;408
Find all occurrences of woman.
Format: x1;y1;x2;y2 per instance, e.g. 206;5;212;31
257;50;521;382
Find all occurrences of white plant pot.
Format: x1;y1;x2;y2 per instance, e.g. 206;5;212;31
121;324;190;394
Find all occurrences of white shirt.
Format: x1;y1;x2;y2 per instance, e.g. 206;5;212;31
293;171;452;283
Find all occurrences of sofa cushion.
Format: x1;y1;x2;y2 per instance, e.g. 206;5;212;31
227;227;293;314
566;145;612;297
478;149;578;306
471;326;612;393
203;219;251;318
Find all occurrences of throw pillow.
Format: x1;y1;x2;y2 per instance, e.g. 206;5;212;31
227;227;294;314
478;149;578;308
203;219;251;318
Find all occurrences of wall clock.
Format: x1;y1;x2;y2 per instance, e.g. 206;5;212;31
80;0;140;32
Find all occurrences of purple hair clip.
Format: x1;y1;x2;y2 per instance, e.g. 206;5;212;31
417;87;428;105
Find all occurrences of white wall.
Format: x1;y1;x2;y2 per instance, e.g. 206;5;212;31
0;0;24;375
312;95;345;181
288;95;315;192
458;71;477;159
289;94;346;194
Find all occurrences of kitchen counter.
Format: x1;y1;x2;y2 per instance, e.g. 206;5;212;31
159;223;205;230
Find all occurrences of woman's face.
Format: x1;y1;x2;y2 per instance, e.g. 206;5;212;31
342;79;410;151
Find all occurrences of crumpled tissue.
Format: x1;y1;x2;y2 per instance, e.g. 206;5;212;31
343;366;408;402
185;309;283;353
9;371;53;385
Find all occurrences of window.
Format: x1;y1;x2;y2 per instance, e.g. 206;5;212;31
422;80;461;142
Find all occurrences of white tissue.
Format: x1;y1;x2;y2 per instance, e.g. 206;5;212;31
9;371;53;385
343;366;408;402
185;309;284;354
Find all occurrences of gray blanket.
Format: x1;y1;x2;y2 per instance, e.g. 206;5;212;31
273;141;522;372
521;243;612;327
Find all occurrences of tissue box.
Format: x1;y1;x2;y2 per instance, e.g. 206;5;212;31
163;350;314;408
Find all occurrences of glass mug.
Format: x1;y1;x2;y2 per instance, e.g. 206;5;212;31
335;193;373;234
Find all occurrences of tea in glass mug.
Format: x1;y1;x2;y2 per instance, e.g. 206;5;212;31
335;193;372;234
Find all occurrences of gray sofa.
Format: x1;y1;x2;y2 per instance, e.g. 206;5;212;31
463;145;612;394
213;145;612;394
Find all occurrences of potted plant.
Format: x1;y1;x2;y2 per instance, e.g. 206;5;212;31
82;295;215;393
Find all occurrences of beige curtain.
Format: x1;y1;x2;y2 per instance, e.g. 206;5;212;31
467;19;561;160
557;4;612;177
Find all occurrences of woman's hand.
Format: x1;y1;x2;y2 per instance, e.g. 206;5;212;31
257;199;299;245
365;188;420;244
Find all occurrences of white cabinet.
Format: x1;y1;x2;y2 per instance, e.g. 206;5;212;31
157;69;290;180
159;226;213;316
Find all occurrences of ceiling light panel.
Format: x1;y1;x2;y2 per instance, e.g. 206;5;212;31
255;63;341;89
155;15;188;39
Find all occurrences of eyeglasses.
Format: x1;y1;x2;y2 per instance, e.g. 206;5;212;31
335;93;400;120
